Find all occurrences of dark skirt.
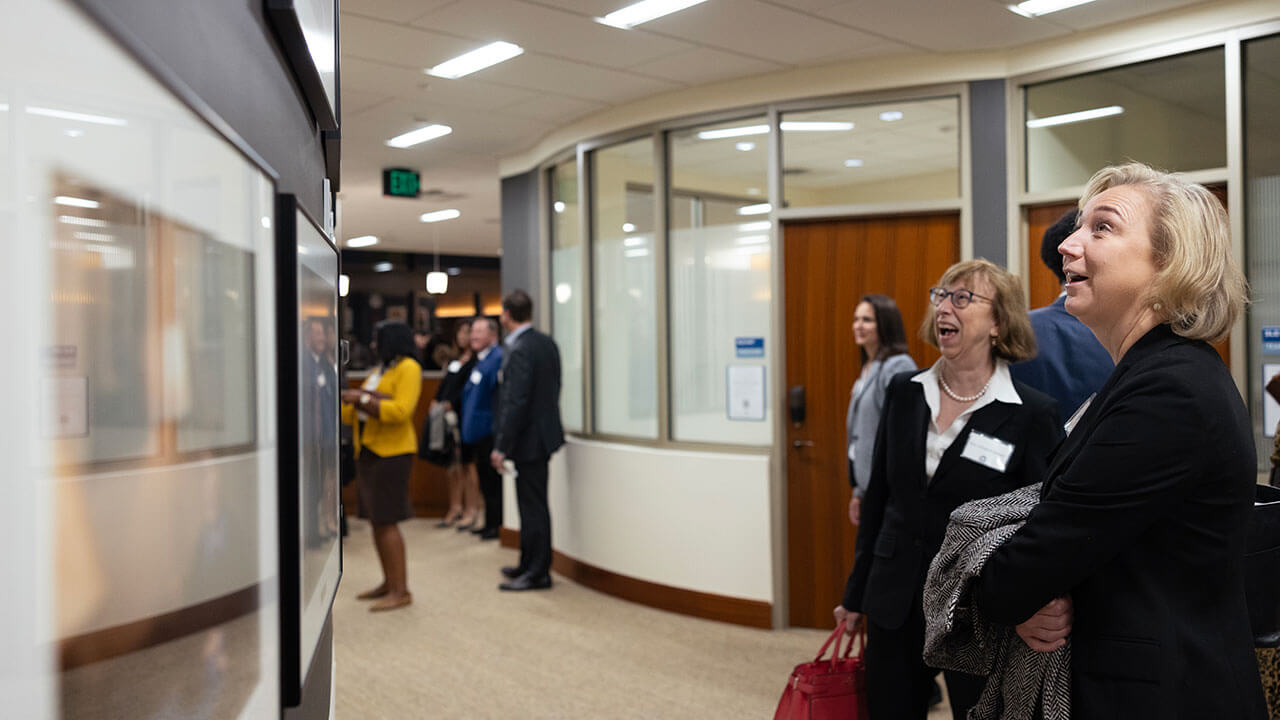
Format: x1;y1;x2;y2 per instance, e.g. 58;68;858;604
356;450;414;525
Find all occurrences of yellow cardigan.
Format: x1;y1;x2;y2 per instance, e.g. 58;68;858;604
341;357;423;458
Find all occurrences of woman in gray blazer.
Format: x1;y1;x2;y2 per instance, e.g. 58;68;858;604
846;294;915;525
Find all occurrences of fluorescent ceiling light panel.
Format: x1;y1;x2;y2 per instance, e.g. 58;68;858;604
1026;105;1124;128
386;124;452;148
738;221;771;232
1008;0;1097;17
55;196;99;209
736;142;756;152
373;261;394;273
347;235;378;248
27;106;127;126
780;121;854;131
622;223;636;232
420;209;461;223
623;236;646;247
426;41;523;79
58;215;107;227
624;248;651;258
697;124;769;140
737;203;772;216
844;159;864;168
598;0;708;29
74;231;114;243
879;111;904;122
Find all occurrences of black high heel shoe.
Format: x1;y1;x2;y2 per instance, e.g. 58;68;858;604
436;512;462;528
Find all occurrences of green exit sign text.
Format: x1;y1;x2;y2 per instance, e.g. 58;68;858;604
382;168;420;198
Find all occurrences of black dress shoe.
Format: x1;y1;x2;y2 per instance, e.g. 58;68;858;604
470;526;486;535
500;565;524;579
499;574;552;592
455;523;474;532
478;529;499;540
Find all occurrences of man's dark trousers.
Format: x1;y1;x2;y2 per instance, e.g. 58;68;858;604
515;459;551;578
475;435;502;533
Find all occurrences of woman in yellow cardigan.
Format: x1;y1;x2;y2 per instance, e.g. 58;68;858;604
341;320;422;611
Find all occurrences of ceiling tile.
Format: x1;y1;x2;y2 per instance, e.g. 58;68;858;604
638;0;910;65
805;0;1068;53
342;0;456;24
1033;0;1210;31
341;13;476;70
342;57;541;111
477;53;682;103
498;94;610;124
630;46;784;85
341;88;395;117
412;0;697;69
517;0;626;17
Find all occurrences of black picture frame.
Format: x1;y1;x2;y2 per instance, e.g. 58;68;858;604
266;0;340;131
276;193;343;707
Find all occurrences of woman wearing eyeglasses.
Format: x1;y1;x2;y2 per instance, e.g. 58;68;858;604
833;259;1062;720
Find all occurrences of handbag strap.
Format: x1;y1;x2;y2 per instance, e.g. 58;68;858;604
816;618;870;669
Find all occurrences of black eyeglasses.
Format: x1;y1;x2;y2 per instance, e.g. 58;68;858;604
929;287;991;309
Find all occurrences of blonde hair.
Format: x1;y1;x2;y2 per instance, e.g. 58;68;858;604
920;258;1037;363
1079;162;1246;343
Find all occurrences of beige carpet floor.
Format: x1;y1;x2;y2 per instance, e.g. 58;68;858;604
335;517;953;719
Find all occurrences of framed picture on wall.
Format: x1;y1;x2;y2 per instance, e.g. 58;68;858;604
275;193;343;707
266;0;339;131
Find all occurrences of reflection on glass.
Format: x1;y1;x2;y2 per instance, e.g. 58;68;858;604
782;97;960;208
550;159;583;431
1244;34;1280;471
1025;48;1225;193
592;137;657;438
669;117;772;445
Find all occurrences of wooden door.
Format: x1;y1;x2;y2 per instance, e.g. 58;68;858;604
784;213;960;628
1024;184;1229;366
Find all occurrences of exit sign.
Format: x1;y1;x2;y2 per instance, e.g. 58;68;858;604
382;168;420;198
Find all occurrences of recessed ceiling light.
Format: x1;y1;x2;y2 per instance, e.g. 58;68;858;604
622;222;636;232
27;106;127;126
426;41;524;79
373;261;394;273
597;0;709;29
1026;105;1124;128
780;121;854;131
844;159;864;168
386;124;452;149
737;203;772;216
698;125;770;140
735;142;756;152
54;196;99;209
1008;0;1097;17
879;111;903;122
553;201;566;213
347;235;378;248
420;209;461;223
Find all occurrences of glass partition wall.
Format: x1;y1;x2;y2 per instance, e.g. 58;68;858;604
549;158;584;432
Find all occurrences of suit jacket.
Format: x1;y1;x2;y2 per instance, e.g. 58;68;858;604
494;327;565;463
460;346;502;443
340;357;422;457
977;325;1266;719
1010;295;1114;427
842;368;1060;630
846;352;917;496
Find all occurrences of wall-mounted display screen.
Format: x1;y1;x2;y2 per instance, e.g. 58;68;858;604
277;195;342;707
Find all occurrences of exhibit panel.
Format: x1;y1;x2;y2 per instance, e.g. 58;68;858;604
1;0;283;717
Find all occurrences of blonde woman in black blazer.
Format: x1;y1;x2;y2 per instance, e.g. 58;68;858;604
835;259;1061;720
975;163;1266;718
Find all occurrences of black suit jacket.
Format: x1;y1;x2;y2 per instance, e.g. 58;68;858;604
977;325;1266;719
494;327;565;463
843;368;1061;629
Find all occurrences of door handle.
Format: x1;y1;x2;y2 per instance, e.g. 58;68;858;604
792;440;814;449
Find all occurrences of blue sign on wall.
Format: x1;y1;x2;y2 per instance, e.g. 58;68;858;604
735;337;764;358
1265;326;1280;354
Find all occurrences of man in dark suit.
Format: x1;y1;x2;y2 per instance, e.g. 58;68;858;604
490;289;565;592
1010;209;1113;427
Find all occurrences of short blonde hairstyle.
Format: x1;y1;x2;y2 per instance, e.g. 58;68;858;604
921;258;1037;363
1079;162;1246;343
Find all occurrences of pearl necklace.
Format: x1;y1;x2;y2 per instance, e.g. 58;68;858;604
938;369;993;403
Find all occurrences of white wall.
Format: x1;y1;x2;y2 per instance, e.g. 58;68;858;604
505;438;775;602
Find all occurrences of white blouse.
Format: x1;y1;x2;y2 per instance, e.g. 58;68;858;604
911;359;1022;481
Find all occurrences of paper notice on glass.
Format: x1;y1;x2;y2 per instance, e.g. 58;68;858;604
44;376;88;438
1265;363;1280;438
727;365;766;422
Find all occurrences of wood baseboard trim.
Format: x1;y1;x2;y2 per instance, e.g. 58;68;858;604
497;528;772;628
60;583;262;670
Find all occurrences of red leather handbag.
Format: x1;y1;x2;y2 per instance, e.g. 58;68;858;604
773;620;868;720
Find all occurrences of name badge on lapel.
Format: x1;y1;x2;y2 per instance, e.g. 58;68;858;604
960;431;1015;473
469;370;483;384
